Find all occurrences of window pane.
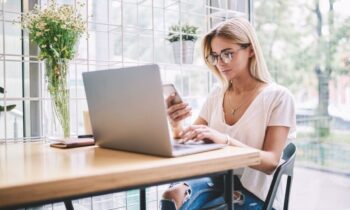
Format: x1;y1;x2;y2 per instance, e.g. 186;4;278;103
3;0;21;12
5;61;22;98
254;0;350;172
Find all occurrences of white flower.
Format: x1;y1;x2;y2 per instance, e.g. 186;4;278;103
20;0;86;60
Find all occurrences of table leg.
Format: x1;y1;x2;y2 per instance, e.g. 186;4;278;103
140;188;146;210
225;170;233;210
64;200;74;210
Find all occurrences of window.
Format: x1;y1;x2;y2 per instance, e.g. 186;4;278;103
0;0;23;140
0;0;248;208
254;0;350;173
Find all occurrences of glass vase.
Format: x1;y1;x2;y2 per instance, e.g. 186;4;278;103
45;57;70;139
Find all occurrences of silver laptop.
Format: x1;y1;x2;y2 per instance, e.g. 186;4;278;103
82;64;225;157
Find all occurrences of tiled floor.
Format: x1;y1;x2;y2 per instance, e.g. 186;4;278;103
290;167;350;210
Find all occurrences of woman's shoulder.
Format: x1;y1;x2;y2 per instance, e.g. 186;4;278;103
207;85;223;98
263;83;294;99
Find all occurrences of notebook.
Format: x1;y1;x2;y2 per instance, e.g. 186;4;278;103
50;137;94;148
82;64;225;157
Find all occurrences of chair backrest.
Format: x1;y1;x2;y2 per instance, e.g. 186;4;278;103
200;143;297;210
263;143;297;210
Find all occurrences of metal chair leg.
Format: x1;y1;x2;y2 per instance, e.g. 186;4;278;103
284;176;293;210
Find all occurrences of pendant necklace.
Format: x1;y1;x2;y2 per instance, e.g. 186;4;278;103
225;82;259;117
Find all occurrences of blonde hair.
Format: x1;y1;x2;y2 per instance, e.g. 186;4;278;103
202;17;272;89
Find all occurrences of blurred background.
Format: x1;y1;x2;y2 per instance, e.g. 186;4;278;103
0;0;349;209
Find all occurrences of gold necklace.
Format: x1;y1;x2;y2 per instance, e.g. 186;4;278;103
225;83;259;116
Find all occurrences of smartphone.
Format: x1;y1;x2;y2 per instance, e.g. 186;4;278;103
162;84;183;105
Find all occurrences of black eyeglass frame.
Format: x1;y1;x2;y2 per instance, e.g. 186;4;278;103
206;43;251;66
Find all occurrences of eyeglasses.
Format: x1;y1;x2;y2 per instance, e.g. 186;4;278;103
206;44;250;66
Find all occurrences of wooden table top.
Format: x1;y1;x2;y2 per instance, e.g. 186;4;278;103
0;142;260;208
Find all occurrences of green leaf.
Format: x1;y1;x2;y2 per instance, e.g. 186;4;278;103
0;86;3;94
0;104;16;112
167;23;199;42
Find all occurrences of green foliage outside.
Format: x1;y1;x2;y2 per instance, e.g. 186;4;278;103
255;0;350;173
298;130;350;144
254;0;350;137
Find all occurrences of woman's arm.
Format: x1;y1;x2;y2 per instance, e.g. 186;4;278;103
183;119;289;174
193;117;208;126
182;123;289;175
228;126;290;175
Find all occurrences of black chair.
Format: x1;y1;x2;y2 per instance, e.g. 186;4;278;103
200;143;296;210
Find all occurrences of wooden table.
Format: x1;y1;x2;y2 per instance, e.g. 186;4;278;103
0;142;260;210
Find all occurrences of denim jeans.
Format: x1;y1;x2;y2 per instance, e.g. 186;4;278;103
160;176;271;210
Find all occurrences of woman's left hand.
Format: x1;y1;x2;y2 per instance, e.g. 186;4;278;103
179;125;227;144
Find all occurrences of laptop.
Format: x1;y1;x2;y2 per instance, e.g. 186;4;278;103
82;64;225;157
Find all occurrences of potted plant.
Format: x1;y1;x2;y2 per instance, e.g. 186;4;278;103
21;0;85;139
0;86;16;117
167;23;199;64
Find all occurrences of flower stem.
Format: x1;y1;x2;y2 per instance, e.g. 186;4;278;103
45;58;70;138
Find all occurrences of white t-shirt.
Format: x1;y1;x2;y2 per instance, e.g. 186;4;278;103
199;83;296;210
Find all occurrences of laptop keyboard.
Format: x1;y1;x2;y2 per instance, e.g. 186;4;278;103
173;140;206;150
173;143;194;149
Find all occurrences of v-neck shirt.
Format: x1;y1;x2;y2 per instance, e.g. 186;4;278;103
221;84;266;127
199;83;296;210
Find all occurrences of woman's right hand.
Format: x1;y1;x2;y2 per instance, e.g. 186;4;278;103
166;93;192;128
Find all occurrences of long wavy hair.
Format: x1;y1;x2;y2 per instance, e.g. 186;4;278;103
202;17;272;89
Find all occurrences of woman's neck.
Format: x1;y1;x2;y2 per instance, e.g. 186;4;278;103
228;76;259;95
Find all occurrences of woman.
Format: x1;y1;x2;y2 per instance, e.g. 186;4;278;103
160;17;296;210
